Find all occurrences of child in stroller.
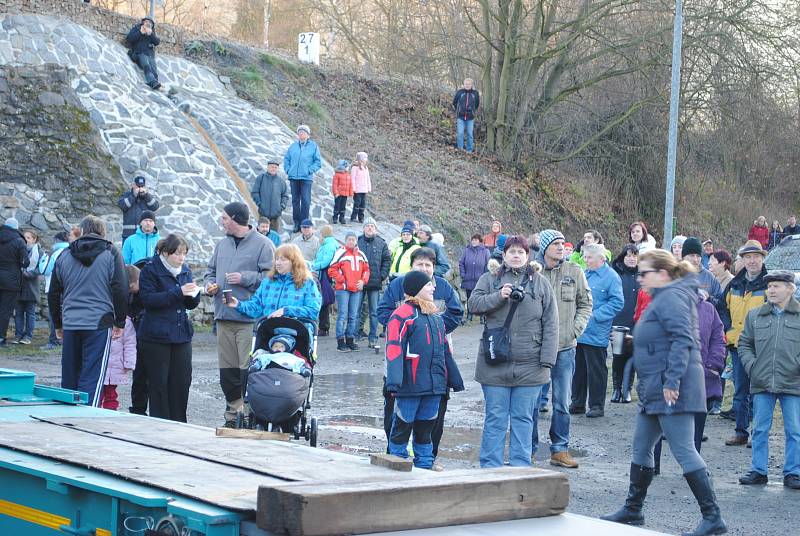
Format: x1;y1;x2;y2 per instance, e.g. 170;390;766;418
237;317;318;446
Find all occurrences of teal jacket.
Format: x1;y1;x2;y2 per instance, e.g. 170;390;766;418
122;227;161;265
236;273;321;334
311;236;339;271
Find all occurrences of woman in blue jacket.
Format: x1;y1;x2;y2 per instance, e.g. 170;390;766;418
138;234;201;422
226;244;321;339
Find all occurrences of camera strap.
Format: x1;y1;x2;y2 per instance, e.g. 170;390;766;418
500;273;529;330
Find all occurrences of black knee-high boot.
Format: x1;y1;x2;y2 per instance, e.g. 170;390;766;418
610;356;624;403
601;463;654;526
682;469;727;536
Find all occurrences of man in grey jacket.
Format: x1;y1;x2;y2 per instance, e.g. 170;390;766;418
251;159;289;232
533;229;593;468
48;216;128;407
204;202;275;425
738;270;800;489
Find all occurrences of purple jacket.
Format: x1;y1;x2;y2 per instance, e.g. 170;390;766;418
104;317;137;386
458;244;490;291
696;295;726;400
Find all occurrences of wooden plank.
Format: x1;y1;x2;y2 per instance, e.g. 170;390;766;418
257;467;570;535
215;427;290;441
0;421;284;512
368;453;412;472
32;415;429;484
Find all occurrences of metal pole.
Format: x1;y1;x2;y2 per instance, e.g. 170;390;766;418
149;0;155;19
662;0;683;248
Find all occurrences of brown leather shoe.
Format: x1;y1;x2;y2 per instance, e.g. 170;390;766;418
550;452;579;468
725;434;748;446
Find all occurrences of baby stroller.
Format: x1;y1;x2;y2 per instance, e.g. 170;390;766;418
235;316;318;447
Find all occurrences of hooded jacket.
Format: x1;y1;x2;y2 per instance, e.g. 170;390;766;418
357;234;391;290
327;245;370;292
117;189;159;240
48;235;128;330
452;88;480;121
695;293;726;400
536;253;593;351
747;225;769;250
252;171;289;219
331;170;353;197
236;273;321;323
739;298;800;397
126;19;160;59
459;244;490;291
633;276;707;414
468;264;559;387
204;228;275;323
611;248;640;330
378;274;463;334
385;302;464;396
41;241;69;293
351;165;372;194
389;238;420;278
0;225;29;291
122;226;161;266
578;262;624;347
311;236;339;272
718;265;768;347
418;239;451;278
105;317;137;386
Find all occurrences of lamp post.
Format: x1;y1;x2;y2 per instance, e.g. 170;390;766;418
662;0;684;248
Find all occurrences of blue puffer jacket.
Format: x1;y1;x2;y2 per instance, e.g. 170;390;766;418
311;236;339;271
237;273;321;322
122;227;161;265
578;262;624;347
385;302;464;397
283;139;322;181
378;274;463;334
137;256;200;344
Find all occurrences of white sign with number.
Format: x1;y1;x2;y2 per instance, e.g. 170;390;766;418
297;33;320;65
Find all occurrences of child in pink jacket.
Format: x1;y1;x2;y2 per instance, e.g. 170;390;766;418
350;152;372;223
101;266;139;410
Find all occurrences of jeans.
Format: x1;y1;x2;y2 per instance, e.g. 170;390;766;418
14;300;36;339
751;393;800;477
335;290;362;338
534;348;576;454
571;343;609;411
289;179;313;229
480;384;544;467
388;395;440;469
456;118;474;152
360;289;380;340
539;382;550;409
136;54;159;87
731;347;751;438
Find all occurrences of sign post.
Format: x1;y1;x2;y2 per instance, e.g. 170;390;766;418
298;33;320;65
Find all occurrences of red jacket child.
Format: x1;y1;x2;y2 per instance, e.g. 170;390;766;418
332;170;353;198
328;241;370;292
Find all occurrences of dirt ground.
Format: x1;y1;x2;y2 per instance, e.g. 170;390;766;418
1;322;794;536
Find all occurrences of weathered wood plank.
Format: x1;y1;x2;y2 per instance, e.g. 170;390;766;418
215;427;290;441
257;467;570;535
368;453;412;472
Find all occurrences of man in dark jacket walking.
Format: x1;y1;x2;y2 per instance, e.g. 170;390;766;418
452;78;480;152
126;17;161;89
48;216;128;407
118;176;160;241
357;218;391;348
0;218;29;346
251;159;289;232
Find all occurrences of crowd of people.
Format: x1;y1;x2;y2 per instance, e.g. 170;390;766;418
1;144;798;536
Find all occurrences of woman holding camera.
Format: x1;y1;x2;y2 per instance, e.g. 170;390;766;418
467;236;559;467
602;249;726;536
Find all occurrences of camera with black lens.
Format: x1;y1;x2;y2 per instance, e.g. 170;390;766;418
509;285;526;302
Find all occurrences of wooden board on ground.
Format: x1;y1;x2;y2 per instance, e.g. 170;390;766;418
30;415;430;484
0;420;283;512
215;427;291;441
368;453;412;472
257;467;570;535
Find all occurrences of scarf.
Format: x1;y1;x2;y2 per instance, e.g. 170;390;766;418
405;296;438;315
160;254;182;278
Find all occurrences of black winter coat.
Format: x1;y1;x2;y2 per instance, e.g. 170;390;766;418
357;234;391;290
126;21;160;58
118;189;160;239
452;89;480;121
0;226;29;292
612;258;640;329
137;256;201;345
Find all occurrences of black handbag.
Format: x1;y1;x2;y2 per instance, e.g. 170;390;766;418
481;275;528;365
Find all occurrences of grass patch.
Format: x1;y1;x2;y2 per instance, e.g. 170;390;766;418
305;98;329;123
231;65;271;100
258;52;310;78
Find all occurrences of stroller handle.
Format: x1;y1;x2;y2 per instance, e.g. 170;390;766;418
253;315;319;336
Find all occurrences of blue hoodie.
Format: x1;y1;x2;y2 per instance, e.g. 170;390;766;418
578;262;624;347
122;226;161;265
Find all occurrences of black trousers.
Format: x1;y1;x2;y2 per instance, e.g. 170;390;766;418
129;341;149;415
0;290;19;341
319;304;330;332
138;340;192;422
351;193;367;220
383;379;450;457
333;196;348;220
571;343;609;410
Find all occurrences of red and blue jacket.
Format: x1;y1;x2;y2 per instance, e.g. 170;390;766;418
385;302;464;397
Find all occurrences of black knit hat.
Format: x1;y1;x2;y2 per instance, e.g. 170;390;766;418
139;210;156;224
224;202;250;226
403;271;431;298
681;237;703;257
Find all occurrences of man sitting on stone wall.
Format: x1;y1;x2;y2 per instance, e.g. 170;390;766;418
126;17;161;90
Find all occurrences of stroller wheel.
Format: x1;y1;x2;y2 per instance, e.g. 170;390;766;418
293;423;301;440
309;418;318;448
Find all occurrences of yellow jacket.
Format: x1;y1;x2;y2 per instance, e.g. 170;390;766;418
719;267;768;347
